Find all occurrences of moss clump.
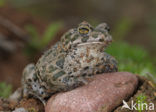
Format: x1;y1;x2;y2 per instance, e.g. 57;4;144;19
0;82;12;98
106;41;156;77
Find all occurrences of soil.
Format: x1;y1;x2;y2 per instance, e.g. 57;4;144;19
0;98;44;112
0;75;155;112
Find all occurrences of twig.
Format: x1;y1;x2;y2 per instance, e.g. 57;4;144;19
0;16;29;42
146;73;156;83
0;33;16;54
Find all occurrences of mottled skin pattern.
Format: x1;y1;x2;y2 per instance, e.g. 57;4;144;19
22;21;118;105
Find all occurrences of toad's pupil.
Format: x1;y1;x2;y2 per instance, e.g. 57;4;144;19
79;27;89;35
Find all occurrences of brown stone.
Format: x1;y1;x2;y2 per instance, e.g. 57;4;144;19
45;72;138;112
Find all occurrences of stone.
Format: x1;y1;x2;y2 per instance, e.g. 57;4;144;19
45;72;138;112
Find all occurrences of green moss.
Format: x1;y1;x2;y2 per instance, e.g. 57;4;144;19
0;82;12;98
136;94;147;112
106;41;156;77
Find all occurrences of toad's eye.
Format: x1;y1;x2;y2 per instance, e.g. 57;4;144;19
78;27;90;36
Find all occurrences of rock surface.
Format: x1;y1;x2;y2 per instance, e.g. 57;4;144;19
45;72;138;112
114;76;156;112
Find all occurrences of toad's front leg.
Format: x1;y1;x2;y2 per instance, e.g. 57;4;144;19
98;52;118;73
50;68;89;92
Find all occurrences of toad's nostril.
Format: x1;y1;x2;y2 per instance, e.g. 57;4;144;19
81;37;89;42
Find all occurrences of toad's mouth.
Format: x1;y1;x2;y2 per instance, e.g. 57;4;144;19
77;41;104;46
